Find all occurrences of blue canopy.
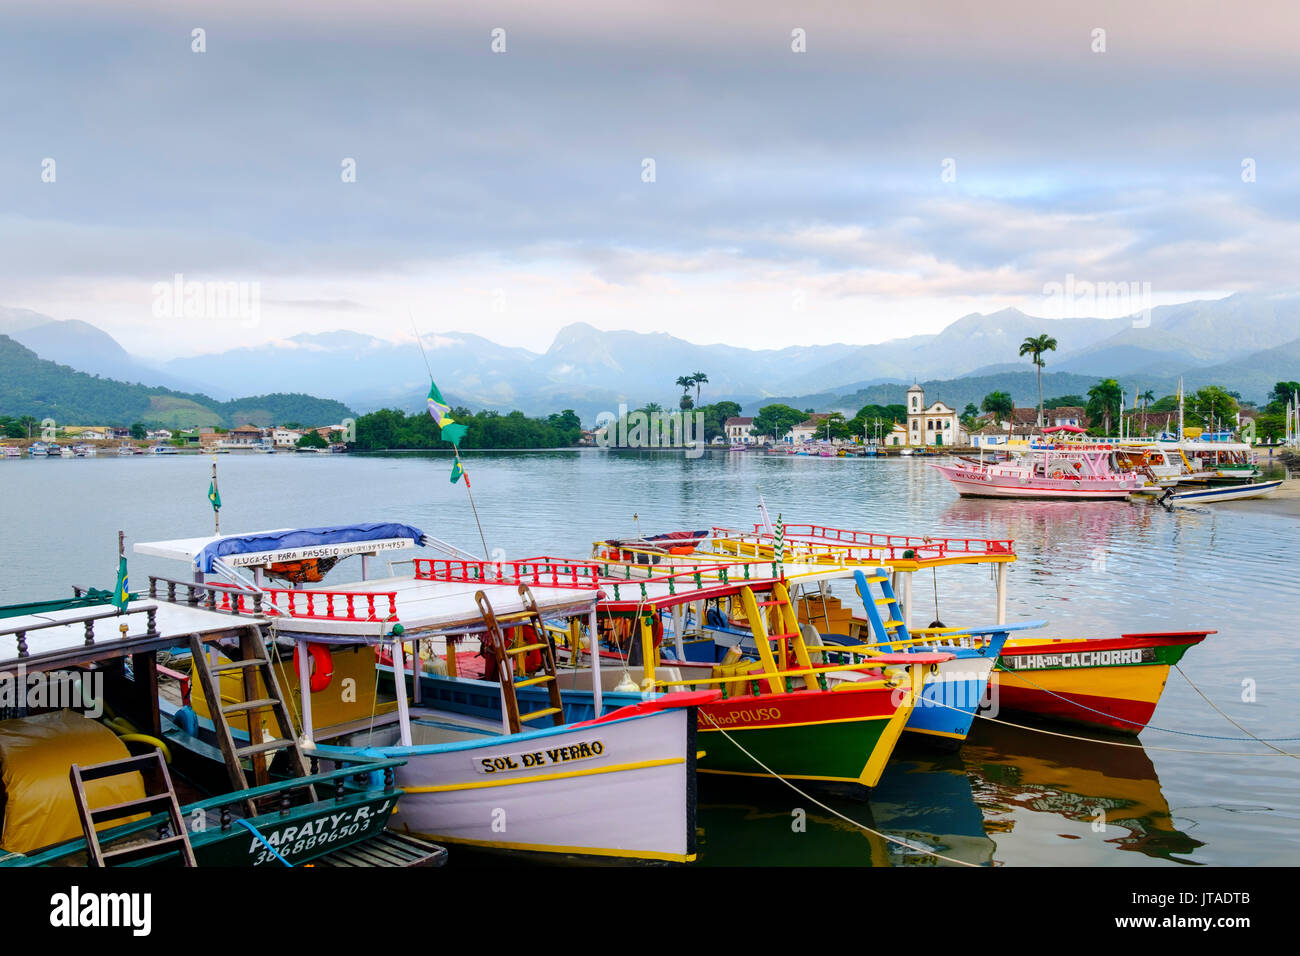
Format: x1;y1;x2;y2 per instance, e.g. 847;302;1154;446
194;522;427;573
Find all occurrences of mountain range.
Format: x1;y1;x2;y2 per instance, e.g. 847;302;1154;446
2;292;1297;424
0;335;354;429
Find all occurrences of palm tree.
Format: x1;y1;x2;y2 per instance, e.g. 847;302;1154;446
1137;389;1155;436
981;391;1015;442
1018;334;1058;427
691;371;709;405
1086;379;1122;435
18;415;37;440
675;375;695;403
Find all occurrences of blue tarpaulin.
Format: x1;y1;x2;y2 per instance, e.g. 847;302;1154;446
194;522;427;572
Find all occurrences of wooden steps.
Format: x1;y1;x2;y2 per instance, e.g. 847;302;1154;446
187;625;316;815
69;751;196;867
475;586;567;734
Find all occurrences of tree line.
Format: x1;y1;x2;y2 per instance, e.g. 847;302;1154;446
349;407;584;451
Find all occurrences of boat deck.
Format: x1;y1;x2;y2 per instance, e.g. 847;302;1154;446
0;600;254;674
265;575;601;640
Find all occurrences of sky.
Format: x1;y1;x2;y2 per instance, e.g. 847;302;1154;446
2;0;1298;358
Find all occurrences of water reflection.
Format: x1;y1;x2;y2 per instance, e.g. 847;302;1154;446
697;754;996;868
963;721;1203;864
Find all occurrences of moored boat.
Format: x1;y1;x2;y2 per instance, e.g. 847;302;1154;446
0;589;439;867
135;525;714;863
1158;479;1283;507
606;520;1215;741
991;631;1214;734
933;448;1140;499
553;553;956;787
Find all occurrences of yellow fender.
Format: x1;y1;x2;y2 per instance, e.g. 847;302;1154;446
115;733;172;764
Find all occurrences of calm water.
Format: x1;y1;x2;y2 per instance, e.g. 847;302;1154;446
2;449;1297;866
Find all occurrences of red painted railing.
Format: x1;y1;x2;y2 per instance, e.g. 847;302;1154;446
414;557;602;589
262;588;398;621
592;559;786;609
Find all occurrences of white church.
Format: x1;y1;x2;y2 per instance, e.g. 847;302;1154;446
906;383;961;447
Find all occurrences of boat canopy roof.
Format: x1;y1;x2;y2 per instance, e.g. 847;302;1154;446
263;576;602;642
136;522;428;572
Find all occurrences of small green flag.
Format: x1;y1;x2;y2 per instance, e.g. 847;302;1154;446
208;479;221;511
440;422;469;446
450;459;465;485
112;556;129;611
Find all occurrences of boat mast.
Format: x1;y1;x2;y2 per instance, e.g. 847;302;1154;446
1178;378;1185;442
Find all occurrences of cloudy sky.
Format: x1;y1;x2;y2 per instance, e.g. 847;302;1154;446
2;0;1298;357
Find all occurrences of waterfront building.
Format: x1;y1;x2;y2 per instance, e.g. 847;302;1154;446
724;416;757;444
906;383;961;447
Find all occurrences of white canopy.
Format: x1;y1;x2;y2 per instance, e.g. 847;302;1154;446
135;530;418;569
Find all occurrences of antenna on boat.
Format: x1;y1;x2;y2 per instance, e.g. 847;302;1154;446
755;484;774;535
409;311;491;559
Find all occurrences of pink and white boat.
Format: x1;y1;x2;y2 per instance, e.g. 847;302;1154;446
932;449;1140;500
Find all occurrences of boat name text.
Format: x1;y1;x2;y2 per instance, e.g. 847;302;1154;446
699;707;782;728
1001;647;1156;670
476;739;605;774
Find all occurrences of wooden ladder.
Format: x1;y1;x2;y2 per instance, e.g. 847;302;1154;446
852;569;911;650
188;625;316;815
739;582;818;695
70;751;196;867
475;585;566;734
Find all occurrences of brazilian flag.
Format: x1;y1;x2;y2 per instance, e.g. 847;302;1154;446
427;379;469;447
208;478;221;511
112;556;129;611
450;459;465;485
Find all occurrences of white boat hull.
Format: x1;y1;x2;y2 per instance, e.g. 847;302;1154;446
344;705;699;862
1164;480;1283;506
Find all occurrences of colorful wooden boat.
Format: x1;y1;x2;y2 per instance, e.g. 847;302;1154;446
0;590;437;868
650;561;1039;749
523;557;953;793
990;631;1214;734
805;568;1044;747
601;521;1215;741
136;526;714;863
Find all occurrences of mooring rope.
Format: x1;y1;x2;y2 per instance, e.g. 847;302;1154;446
700;711;981;867
1174;664;1299;760
880;678;1300;757
236;818;293;866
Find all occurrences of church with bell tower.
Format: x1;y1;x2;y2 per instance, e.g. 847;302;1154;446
906;382;961;447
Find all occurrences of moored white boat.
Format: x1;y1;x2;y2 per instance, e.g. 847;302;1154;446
1159;479;1283;507
135;524;713;863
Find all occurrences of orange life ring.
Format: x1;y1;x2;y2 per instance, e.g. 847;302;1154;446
293;642;334;693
